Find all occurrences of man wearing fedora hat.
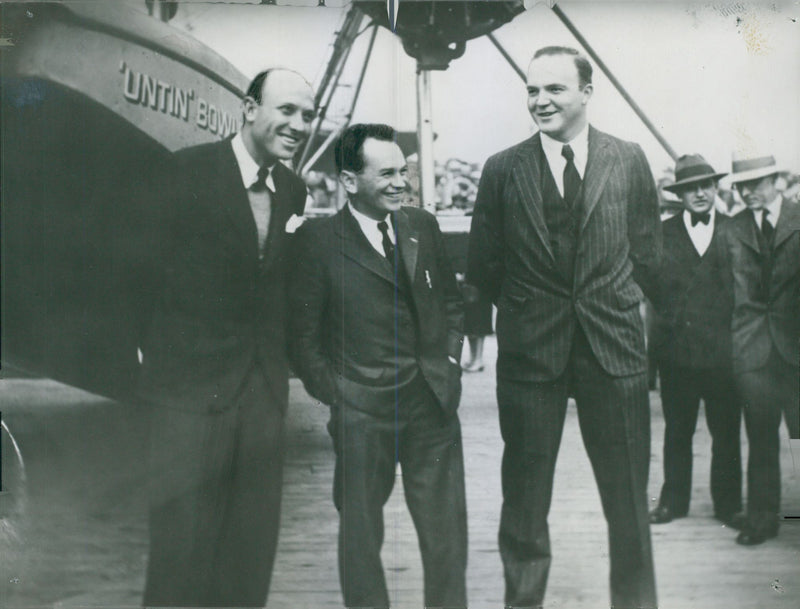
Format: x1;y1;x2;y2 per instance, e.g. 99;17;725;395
723;152;800;545
648;154;743;528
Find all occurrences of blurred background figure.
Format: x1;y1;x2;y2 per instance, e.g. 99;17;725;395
435;157;482;213
657;170;683;220
304;170;337;210
460;282;493;373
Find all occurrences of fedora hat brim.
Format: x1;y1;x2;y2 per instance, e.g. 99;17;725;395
728;165;780;184
663;171;728;193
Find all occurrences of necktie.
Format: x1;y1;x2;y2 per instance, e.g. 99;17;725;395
250;166;273;256
561;144;581;209
377;220;395;261
252;165;273;193
690;212;711;226
758;209;774;302
761;209;774;244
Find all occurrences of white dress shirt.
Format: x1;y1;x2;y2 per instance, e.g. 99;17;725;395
540;123;589;198
682;208;715;256
349;203;394;256
231;133;275;254
231;133;276;191
751;194;783;230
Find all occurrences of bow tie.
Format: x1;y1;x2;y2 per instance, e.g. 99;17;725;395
690;212;710;226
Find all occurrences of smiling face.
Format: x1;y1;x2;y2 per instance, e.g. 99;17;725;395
526;54;592;142
678;179;717;215
343;138;408;220
242;70;315;165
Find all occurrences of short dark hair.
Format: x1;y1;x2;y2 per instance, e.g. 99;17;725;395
334;123;397;173
532;46;593;88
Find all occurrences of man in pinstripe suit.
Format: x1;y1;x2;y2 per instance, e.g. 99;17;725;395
467;47;661;609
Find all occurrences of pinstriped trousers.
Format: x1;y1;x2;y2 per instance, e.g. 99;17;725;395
497;326;656;609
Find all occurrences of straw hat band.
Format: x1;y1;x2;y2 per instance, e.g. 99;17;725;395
729;153;779;183
731;155;776;174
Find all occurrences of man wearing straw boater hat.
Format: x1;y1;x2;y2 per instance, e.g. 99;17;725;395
648;155;743;529
723;151;800;545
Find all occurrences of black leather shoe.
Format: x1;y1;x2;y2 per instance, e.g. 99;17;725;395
736;524;778;546
715;511;747;530
649;505;686;524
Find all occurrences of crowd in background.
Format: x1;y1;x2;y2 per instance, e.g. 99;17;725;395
305;160;800;218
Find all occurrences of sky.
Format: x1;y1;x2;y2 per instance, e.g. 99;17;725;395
152;0;799;182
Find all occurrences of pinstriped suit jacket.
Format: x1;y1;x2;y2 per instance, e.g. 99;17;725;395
467;127;662;382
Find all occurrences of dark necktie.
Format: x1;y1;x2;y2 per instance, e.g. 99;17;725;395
561;144;581;209
250;166;274;254
377;220;395;261
761;209;774;244
252;165;273;193
690;211;711;226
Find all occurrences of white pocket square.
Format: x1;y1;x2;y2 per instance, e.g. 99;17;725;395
285;214;305;233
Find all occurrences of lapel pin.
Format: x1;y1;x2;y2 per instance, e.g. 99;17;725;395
425;270;432;289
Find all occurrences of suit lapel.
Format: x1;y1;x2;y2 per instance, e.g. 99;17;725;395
511;134;555;262
674;215;702;263
215;140;259;260
578;127;615;234
735;210;762;254
773;198;800;250
335;207;395;284
393;209;419;285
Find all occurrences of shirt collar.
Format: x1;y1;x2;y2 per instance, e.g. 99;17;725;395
763;194;783;220
348;201;389;227
540;123;589;172
231;133;276;191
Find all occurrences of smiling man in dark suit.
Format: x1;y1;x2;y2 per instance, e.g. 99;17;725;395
723;152;800;546
289;123;467;609
467;46;661;609
137;68;314;607
648;154;742;528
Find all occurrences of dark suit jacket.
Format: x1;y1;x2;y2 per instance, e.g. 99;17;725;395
288;205;464;416
650;213;732;369
467;126;661;381
723;200;800;373
137;137;307;413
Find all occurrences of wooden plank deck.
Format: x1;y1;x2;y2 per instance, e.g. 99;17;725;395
1;335;798;608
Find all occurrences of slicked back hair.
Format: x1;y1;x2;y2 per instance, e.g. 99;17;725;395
335;123;397;174
532;46;593;89
245;69;276;105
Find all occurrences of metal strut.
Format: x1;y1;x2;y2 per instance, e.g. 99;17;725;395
298;5;367;171
552;3;678;160
301;24;380;175
486;3;678;161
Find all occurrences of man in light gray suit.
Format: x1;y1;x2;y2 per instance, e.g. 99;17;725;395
467;46;661;609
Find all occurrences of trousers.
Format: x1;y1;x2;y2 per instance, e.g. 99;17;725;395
328;374;468;608
497;328;656;609
143;365;286;607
